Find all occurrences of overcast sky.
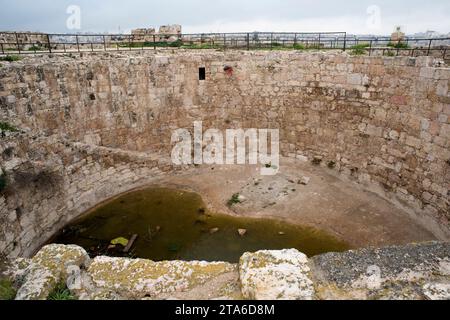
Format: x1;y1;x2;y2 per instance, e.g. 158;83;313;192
0;0;449;35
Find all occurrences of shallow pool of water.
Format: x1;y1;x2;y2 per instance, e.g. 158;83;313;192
51;187;349;262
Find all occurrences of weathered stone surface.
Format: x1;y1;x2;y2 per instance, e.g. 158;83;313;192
311;242;450;300
86;256;236;299
0;51;449;259
31;244;90;276
299;176;311;185
13;244;89;300
422;282;450;300
239;249;314;300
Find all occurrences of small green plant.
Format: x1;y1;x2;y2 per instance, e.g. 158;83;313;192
27;45;45;51
387;41;409;49
350;43;370;55
227;193;241;207
0;122;18;132
47;283;76;300
293;43;305;50
0;278;16;300
384;50;396;57
0;122;18;138
0;55;21;62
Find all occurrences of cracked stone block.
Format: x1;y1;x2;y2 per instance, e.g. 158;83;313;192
239;249;315;300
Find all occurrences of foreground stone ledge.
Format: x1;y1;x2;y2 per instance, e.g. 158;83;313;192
85;256;237;299
4;242;450;300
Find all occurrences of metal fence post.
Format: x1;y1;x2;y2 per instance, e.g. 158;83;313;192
247;33;250;50
224;33;226;50
76;35;80;53
15;32;21;54
427;39;432;56
0;43;4;55
369;40;372;56
47;34;52;53
270;33;273;50
103;35;107;51
343;33;347;51
153;35;156;51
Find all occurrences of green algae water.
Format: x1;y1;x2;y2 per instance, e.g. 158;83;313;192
52;188;349;262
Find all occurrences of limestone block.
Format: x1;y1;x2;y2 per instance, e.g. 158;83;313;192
419;67;435;79
347;74;362;85
239;249;314;300
405;135;422;149
436;80;448;97
14;244;90;300
87;256;236;299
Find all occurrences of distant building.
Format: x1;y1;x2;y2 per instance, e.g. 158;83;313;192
131;24;182;42
391;26;405;42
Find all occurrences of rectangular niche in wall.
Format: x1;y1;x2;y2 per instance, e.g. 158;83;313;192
199;67;206;80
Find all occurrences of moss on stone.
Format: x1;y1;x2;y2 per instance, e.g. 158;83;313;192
31;244;90;280
0;278;16;300
13;245;90;300
87;256;236;299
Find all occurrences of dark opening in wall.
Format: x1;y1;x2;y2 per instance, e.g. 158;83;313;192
224;65;233;76
199;67;206;80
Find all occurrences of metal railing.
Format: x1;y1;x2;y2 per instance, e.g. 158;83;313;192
0;31;449;59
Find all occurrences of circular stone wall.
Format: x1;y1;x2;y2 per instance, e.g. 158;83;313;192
0;51;449;257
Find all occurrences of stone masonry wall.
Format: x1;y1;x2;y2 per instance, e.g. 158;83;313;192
0;50;449;257
0;133;178;257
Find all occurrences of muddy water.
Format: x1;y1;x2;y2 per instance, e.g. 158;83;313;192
52;188;349;262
